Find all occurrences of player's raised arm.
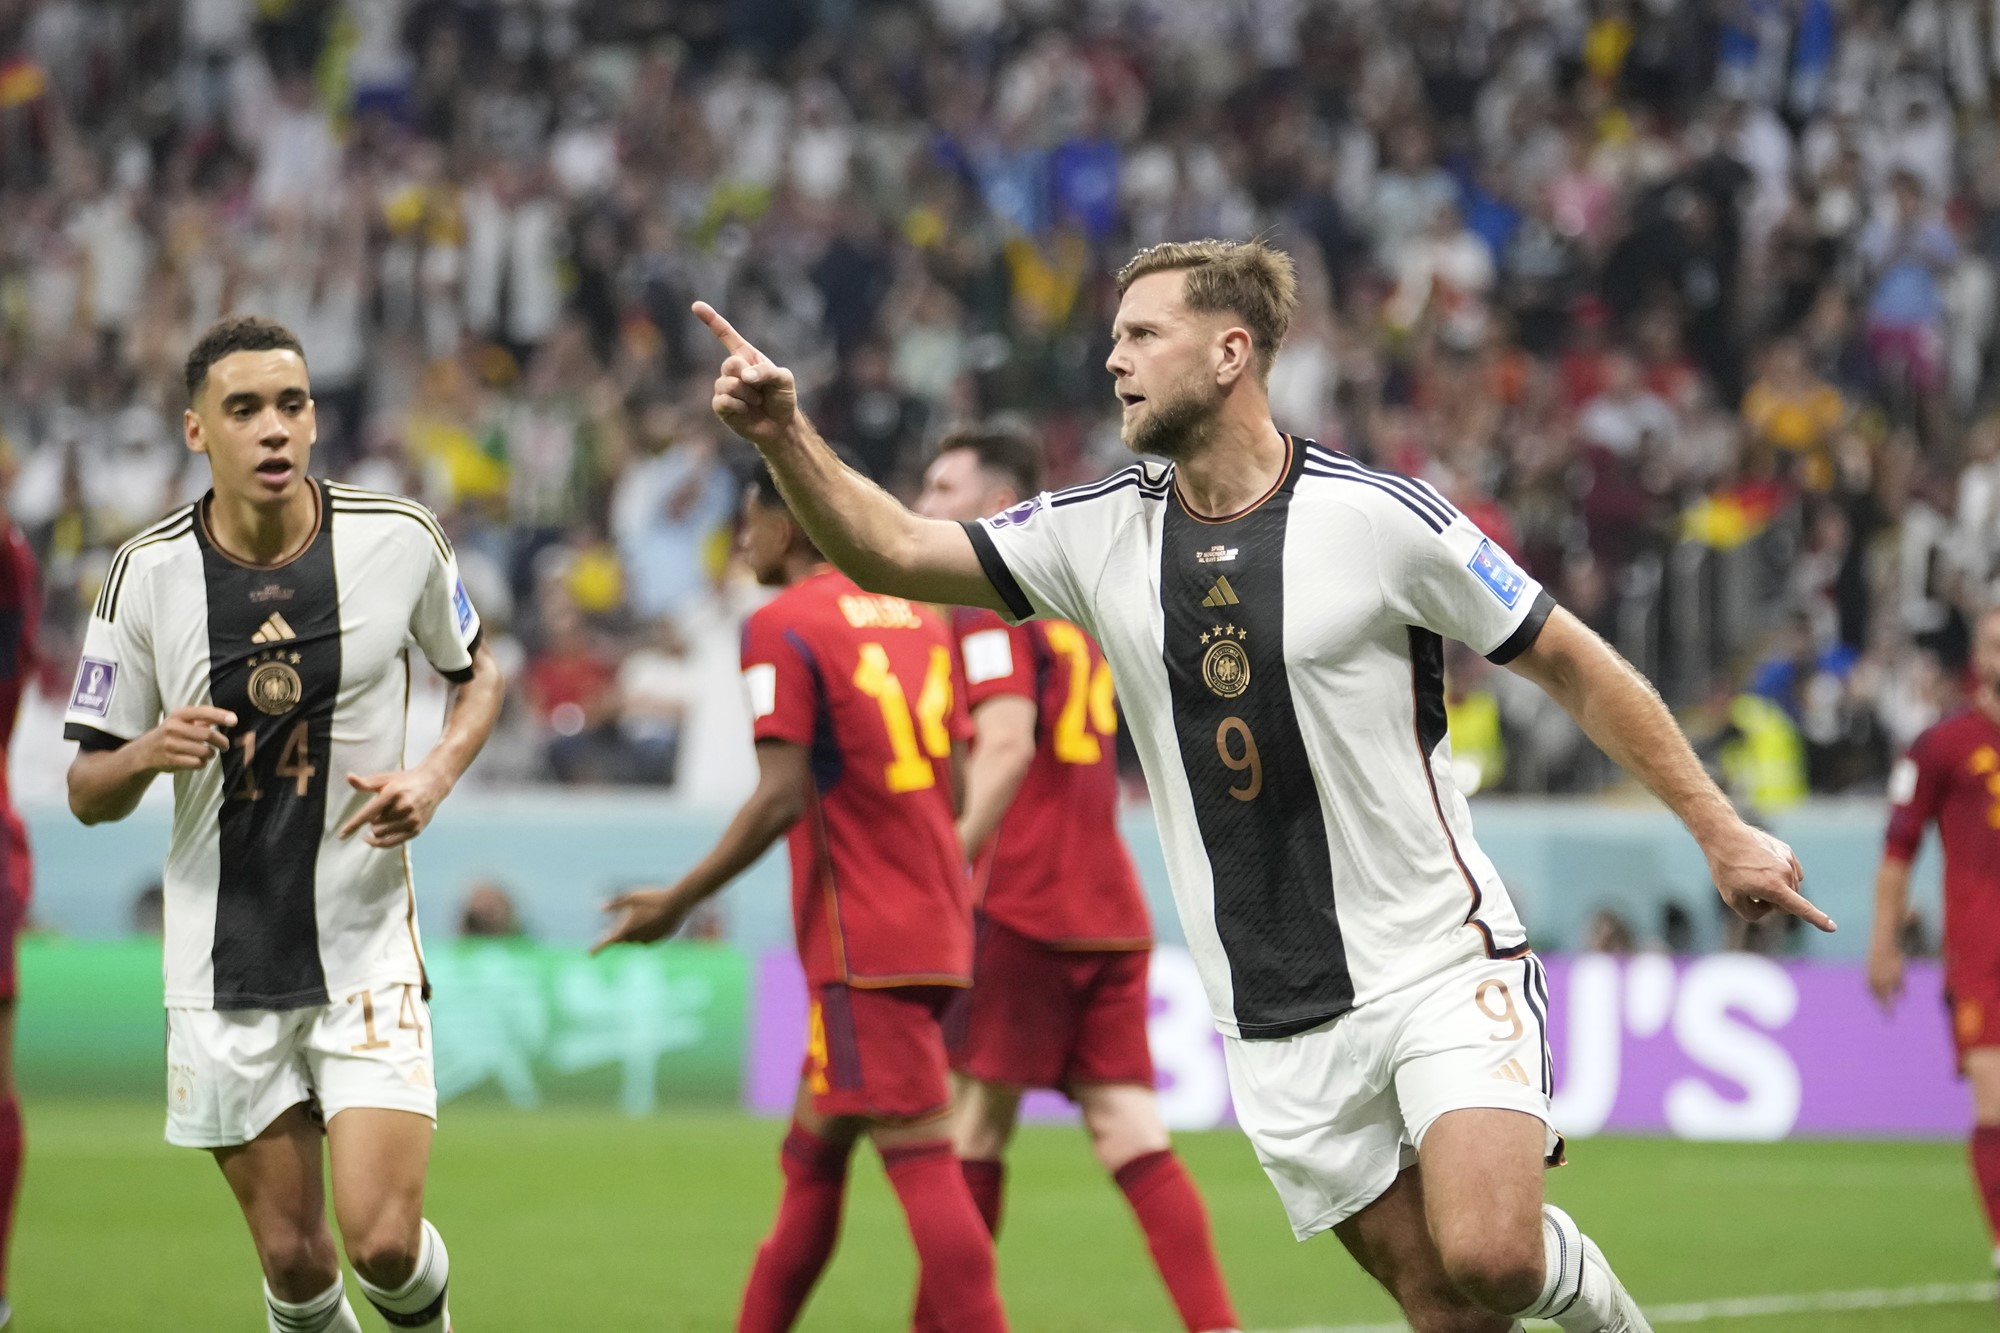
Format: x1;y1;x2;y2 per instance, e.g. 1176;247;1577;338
67;705;237;824
1504;606;1836;933
693;302;1008;613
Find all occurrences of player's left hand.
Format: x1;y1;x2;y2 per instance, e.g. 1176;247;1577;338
337;768;451;848
1705;821;1837;932
592;887;695;953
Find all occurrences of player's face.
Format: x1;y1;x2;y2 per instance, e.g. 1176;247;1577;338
1977;611;2000;697
185;350;316;506
1107;271;1226;459
914;449;1009;523
738;487;795;587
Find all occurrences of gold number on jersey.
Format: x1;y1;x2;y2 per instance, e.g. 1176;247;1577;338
1045;622;1118;765
276;722;315;797
853;642;954;793
1474;980;1525;1042
348;989;391;1051
230;731;262;802
397;983;425;1048
1216;716;1262;801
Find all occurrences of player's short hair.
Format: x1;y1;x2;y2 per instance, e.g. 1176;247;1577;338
934;424;1044;499
184;316;307;403
1115;238;1299;376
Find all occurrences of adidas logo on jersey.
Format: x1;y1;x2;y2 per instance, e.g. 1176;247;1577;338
250;613;298;644
1200;576;1240;608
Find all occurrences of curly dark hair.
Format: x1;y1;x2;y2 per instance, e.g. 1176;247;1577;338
183;316;307;402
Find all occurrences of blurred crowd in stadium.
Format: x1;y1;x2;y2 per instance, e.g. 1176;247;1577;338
1;0;1998;806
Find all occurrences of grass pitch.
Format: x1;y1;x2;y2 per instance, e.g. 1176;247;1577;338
12;1100;1989;1331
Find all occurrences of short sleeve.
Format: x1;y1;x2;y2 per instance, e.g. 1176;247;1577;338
741;609;819;748
410;530;482;683
63;566;163;750
1380;505;1555;664
960;493;1089;626
1884;731;1947;862
954;607;1036;709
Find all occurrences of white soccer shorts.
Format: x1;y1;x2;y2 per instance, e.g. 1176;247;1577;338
165;982;436;1148
1225;952;1562;1240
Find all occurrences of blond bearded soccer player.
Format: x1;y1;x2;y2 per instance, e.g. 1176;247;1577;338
690;241;1834;1333
63;317;504;1333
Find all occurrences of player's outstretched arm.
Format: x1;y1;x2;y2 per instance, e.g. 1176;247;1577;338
67;705;237;825
593;739;810;952
1866;856;1912;1011
1505;607;1836;932
693;301;1009;613
339;638;504;848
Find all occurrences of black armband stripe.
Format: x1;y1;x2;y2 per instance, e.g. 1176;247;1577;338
959;522;1035;623
1486;589;1557;665
65;722;132;751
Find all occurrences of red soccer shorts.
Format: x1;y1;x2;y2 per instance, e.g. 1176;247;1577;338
803;984;956;1123
1948;977;2000;1070
949;917;1155;1093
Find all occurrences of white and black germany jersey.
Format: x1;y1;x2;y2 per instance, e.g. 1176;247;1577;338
63;481;482;1011
964;437;1553;1040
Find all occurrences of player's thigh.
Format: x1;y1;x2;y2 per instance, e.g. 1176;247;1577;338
808;985;956;1128
951;922;1084;1092
1414;1108;1547;1287
167;1006;317;1150
1072;1081;1168;1173
324;1107;433;1263
213;1102;340;1290
951;1074;1023;1160
1967;1048;2000;1124
1334;1166;1504;1333
307;984;438;1251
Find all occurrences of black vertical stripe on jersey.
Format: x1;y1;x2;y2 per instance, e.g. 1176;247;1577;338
1161;449;1352;1038
200;492;340;1009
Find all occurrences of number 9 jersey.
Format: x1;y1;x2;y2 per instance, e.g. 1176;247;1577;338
741;568;974;990
62;482;482;1013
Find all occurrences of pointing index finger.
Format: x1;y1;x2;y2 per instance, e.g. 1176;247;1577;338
693;301;759;361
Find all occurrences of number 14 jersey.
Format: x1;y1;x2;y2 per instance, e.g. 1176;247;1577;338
63;482;482;1012
743;567;973;990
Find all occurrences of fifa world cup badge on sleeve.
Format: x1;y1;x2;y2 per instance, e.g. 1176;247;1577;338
1467;538;1527;609
71;657;117;716
989;496;1043;529
453;577;476;635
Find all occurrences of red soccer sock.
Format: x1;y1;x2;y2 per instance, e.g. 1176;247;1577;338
1115;1150;1238;1333
0;1096;18;1297
1971;1125;2000;1249
912;1158;1007;1331
882;1140;1007;1333
961;1158;1005;1236
737;1123;853;1333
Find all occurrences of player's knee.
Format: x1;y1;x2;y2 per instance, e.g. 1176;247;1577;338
1079;1094;1167;1173
343;1219;422;1290
256;1226;339;1296
1437;1231;1544;1315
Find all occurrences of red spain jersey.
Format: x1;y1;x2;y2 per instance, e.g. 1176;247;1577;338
744;568;973;989
952;607;1150;949
1885;707;2000;988
0;524;36;902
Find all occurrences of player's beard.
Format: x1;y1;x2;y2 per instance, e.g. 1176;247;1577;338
1122;373;1222;460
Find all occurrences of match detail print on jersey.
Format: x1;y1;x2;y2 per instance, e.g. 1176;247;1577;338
200;499;341;1010
1160;442;1352;1039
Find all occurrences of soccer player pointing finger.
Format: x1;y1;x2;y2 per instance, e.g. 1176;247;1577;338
64;317;505;1333
698;242;1832;1333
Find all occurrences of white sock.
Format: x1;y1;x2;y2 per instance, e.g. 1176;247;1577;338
265;1277;364;1333
1513;1203;1624;1330
355;1218;451;1331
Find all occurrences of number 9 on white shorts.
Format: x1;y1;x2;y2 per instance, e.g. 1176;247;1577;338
1223;952;1563;1240
165;984;437;1149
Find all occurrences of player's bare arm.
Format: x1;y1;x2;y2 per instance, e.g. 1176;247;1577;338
1505;606;1835;932
593;738;811;953
1867;855;1913;1010
958;695;1038;854
694;301;1007;612
338;638;504;849
67;704;238;825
